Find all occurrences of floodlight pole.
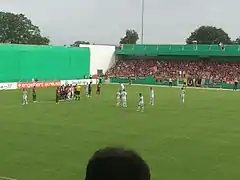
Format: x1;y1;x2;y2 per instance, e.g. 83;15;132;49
140;0;144;44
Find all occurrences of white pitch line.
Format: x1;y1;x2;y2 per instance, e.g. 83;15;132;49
0;176;18;180
110;83;238;92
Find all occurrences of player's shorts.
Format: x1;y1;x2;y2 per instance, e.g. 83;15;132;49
76;91;80;95
56;95;60;102
33;94;36;100
138;102;144;107
122;98;126;102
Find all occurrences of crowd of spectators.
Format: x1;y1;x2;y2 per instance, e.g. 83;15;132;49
106;60;240;82
106;60;157;77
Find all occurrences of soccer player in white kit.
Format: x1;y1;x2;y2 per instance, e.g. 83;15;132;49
116;90;121;107
22;88;28;105
181;87;185;103
137;93;144;112
67;85;72;100
85;82;89;97
121;89;127;108
120;83;125;92
149;87;154;106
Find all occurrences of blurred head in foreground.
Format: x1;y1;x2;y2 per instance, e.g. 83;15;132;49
85;147;151;180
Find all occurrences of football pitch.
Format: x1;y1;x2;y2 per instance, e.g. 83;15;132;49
0;84;240;180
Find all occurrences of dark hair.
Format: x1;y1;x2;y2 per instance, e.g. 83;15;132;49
85;147;150;180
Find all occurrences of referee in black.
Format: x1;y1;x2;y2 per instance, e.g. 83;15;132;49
233;78;238;91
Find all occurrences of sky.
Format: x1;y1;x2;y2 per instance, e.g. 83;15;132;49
1;0;239;45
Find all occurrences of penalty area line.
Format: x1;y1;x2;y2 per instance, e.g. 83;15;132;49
109;83;237;92
0;176;18;180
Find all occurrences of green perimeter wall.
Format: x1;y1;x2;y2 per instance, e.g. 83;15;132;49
0;45;90;82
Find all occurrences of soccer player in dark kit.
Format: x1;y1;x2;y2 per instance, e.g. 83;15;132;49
128;76;132;85
60;85;65;100
56;87;60;104
96;83;101;95
88;81;92;97
32;86;37;103
233;78;238;91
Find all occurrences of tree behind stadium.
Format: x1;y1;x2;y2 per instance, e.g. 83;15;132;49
71;40;90;47
233;37;240;45
186;26;232;44
119;29;139;44
0;12;50;45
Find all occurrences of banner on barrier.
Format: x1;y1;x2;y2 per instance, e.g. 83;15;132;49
155;76;162;80
61;79;97;85
17;81;61;88
0;82;17;90
187;78;193;86
196;78;202;87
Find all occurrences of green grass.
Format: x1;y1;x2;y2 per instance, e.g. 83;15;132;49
0;84;240;180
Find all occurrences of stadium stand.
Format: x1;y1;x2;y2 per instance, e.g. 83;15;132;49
107;44;240;88
106;60;157;77
106;60;240;82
